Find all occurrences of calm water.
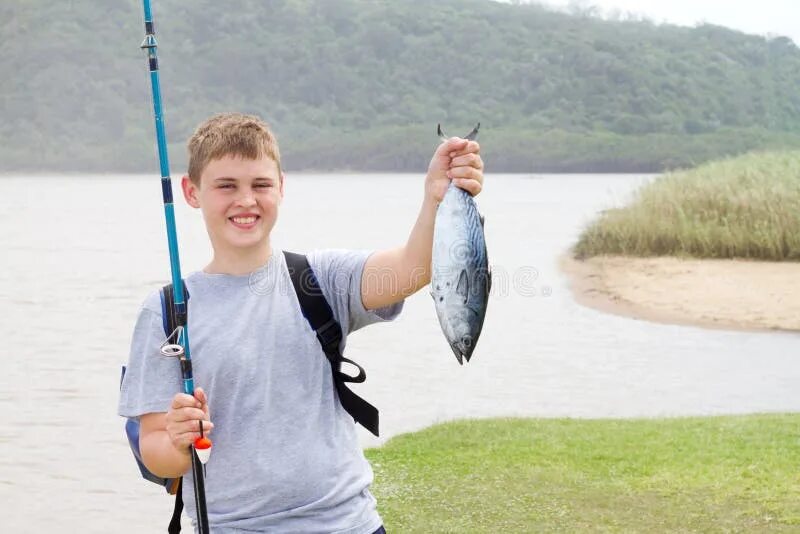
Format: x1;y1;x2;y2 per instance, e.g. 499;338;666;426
1;173;798;532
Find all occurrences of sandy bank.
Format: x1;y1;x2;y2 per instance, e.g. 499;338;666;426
560;255;800;332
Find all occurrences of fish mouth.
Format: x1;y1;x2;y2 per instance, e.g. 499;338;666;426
449;334;475;365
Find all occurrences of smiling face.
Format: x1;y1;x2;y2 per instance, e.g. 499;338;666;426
182;154;284;264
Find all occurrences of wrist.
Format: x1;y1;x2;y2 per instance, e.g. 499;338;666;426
422;193;438;212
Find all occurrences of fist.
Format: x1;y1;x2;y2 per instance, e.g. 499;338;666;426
426;136;484;203
165;387;213;452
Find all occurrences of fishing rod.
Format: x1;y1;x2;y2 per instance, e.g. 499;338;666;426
139;1;210;532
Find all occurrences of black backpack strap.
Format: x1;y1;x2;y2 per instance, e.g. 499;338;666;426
283;251;380;437
161;282;188;341
160;282;189;533
168;478;184;534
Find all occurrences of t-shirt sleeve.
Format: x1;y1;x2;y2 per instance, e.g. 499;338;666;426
118;292;183;418
307;249;404;337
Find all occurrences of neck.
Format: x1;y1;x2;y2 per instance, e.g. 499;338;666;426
205;241;273;275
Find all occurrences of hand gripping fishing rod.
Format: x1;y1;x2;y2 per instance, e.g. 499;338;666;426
139;1;210;532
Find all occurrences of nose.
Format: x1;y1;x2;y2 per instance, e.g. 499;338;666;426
236;188;257;207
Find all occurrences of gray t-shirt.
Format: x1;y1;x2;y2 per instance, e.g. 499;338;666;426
118;248;403;533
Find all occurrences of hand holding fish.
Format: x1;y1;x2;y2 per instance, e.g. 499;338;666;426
426;133;484;203
430;124;490;364
359;123;489;361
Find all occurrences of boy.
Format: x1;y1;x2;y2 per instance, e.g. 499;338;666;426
118;113;484;532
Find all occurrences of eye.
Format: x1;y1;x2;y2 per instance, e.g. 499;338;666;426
218;183;234;189
254;183;272;189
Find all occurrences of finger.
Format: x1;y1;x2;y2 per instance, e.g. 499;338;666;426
450;153;482;169
452;178;482;197
170;407;208;422
188;419;214;434
449;140;480;158
171;393;200;410
171;420;214;440
438;137;468;158
448;166;482;181
194;387;208;407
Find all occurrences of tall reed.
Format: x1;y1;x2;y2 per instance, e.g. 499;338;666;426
574;151;800;260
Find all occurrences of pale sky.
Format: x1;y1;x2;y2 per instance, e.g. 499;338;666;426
528;0;799;44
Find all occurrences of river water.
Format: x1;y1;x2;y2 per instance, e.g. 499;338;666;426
1;173;798;532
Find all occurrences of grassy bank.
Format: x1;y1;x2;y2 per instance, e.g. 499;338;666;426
573;151;800;260
366;417;800;532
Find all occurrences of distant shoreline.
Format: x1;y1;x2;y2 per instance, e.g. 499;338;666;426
560;254;800;332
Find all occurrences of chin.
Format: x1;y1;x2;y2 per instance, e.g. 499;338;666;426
212;230;263;250
231;235;268;249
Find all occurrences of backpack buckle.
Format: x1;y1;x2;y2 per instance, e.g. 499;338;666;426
315;318;342;348
338;357;367;383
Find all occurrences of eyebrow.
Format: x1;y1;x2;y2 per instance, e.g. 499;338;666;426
213;176;276;183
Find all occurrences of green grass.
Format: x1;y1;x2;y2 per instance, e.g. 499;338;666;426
366;416;800;533
573;151;800;260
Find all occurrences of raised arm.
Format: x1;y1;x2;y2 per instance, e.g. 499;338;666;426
361;136;484;310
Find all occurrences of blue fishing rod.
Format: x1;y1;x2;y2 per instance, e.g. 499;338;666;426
139;1;210;532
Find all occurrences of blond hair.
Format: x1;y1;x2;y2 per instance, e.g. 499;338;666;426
187;113;282;184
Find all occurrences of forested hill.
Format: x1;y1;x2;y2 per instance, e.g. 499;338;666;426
3;0;800;173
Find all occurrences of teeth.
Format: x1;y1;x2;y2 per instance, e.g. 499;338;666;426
232;216;257;224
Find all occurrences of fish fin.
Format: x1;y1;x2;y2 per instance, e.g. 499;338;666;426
438;123;480;142
456;269;469;299
465;122;480;141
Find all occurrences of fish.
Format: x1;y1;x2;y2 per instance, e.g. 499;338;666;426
431;123;491;365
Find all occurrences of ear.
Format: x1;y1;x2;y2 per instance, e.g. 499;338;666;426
278;172;286;199
181;175;201;208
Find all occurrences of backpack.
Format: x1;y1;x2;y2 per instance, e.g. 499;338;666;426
120;251;379;533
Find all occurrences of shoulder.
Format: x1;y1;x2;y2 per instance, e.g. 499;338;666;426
295;248;369;304
300;249;373;299
140;287;164;317
306;248;371;277
137;277;200;321
138;272;205;311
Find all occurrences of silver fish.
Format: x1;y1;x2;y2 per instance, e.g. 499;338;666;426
431;123;491;364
